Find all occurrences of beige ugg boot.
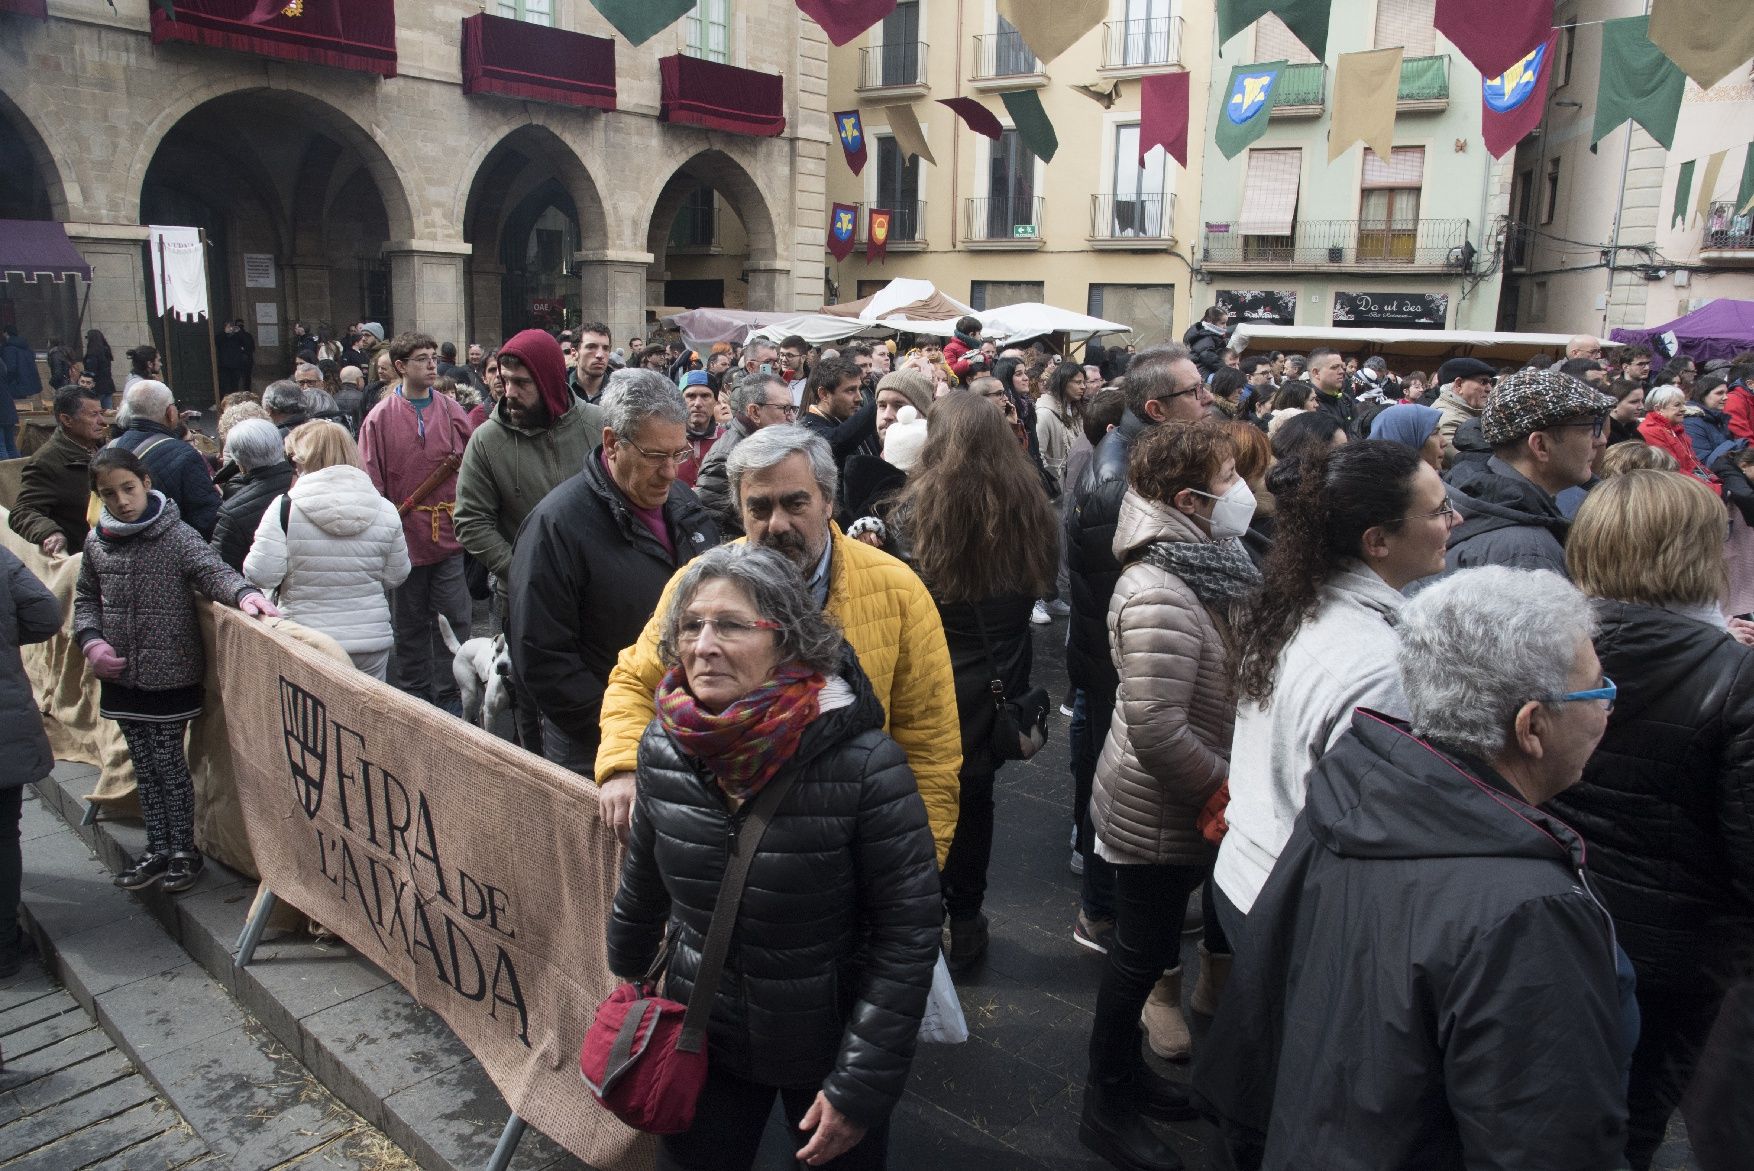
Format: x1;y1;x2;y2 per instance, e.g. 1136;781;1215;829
1139;967;1191;1061
1189;943;1233;1017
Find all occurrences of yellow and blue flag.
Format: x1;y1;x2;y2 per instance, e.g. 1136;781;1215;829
834;110;868;176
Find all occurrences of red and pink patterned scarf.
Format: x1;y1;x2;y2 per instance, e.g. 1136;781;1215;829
656;663;825;802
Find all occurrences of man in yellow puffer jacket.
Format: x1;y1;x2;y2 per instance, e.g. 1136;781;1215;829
595;426;962;867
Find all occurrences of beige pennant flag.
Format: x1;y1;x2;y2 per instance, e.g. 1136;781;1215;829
996;0;1106;65
1694;149;1728;226
1650;0;1754;90
881;104;937;166
1329;47;1403;163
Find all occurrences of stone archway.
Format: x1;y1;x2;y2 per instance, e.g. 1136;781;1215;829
0;93;82;360
644;150;785;315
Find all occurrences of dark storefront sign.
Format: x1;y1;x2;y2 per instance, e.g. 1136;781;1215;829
1332;291;1448;329
1216;289;1295;325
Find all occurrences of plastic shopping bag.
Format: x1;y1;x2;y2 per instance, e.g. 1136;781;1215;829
917;953;969;1044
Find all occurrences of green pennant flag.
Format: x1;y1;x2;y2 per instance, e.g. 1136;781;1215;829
1672;159;1695;228
1739;143;1754;215
1217;0;1329;60
588;0;695;45
1592;16;1687;151
1000;89;1058;164
1215;60;1287;160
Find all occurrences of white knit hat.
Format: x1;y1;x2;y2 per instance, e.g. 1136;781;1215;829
883;405;928;472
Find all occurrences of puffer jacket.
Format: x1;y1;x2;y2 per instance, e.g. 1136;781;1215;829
242;464;410;654
1;547;60;786
73;492;259;690
1182;320;1228;377
112;420;221;540
1443;455;1570;576
1067;407;1151;697
1725;382;1754;443
210;460;294;571
597;524;963;869
1683;402;1740;467
1091;492;1235;867
1547;601;1754;991
452;394;602;580
607;649;941;1126
1034;393;1076;494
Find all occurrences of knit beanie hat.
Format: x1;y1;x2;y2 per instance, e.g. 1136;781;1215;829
883;405;929;471
497;329;572;420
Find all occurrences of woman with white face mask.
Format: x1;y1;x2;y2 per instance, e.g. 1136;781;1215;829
1080;420;1262;1171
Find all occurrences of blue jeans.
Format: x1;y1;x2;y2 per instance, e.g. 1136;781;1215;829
1070;688;1116;920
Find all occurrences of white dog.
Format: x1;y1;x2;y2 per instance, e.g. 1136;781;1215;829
437;615;512;735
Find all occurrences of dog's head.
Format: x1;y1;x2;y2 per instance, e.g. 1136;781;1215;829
482;636;513;718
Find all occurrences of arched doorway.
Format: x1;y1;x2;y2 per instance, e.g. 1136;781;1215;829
645;151;783;319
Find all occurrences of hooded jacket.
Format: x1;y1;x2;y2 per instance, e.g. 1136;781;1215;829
1443;455;1569;576
607;647;940;1127
1182;320;1228;377
1196;711;1632;1171
1683;401;1741;467
1067;407;1152;697
242;464;411;654
210;460;294;571
1725;382;1754;443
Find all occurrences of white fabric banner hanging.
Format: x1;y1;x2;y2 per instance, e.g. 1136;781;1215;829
148;225;210;321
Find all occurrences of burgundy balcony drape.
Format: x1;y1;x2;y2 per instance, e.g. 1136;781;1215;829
151;0;398;78
658;54;786;138
462;13;616;110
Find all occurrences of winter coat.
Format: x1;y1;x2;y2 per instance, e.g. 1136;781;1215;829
1;334;41;426
1640;410;1720;492
1091;492;1234;867
111;420;221;541
943;333;979;379
1312;386;1359;436
1432;384;1481;468
0;547;60;786
1547;601;1754;992
1067;408;1151;698
508;450;720;758
1034;393;1077;494
73;493;258;691
607;649;940;1125
597;524;964;869
210;461;293;571
8;427;93;553
800;396;879;473
1725;383;1754;443
1213;562;1405;914
452;394;602;580
1196;711;1632;1171
935;592;1034;770
1182;321;1228;377
1683;403;1741;467
215;328;254;373
358;389;473;567
82;339;113;404
693;413;753;536
243;465;410;654
1443;455;1570;576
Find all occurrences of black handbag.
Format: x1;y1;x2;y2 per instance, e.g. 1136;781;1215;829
971;606;1049;762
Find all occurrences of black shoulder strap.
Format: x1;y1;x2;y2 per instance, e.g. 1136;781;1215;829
279;494;292;533
969;605;1009;708
675;769;800;1053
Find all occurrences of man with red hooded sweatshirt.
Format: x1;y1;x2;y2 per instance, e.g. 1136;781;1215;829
1723;363;1754;442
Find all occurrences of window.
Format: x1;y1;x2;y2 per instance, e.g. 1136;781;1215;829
874;136;922;242
1238;148;1301;259
1529;279;1549;323
1372;0;1435;56
1509;168;1534;267
1556;17;1575;87
669;183;716;249
878;0;921;86
497;0;553;24
994;14;1035;75
1107;123;1166;236
685;0;729;63
985;129;1038;237
1543;157;1561;225
1254;13;1316;64
1088;284;1174;344
1358;147;1424;261
1120;0;1175;67
970;280;1043;310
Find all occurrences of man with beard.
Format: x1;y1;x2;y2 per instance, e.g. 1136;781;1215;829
593;425;962;869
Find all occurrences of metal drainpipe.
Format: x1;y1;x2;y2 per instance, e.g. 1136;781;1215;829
1602;0;1651;335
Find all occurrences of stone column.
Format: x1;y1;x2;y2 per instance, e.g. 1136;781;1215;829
468;260;504;348
383;240;471;350
64;223;153;353
743;265;793;312
576;250;654;355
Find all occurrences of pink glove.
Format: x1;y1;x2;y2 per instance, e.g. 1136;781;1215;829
83;639;128;681
239;593;281;619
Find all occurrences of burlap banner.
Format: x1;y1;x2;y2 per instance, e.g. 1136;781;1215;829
211;607;649;1169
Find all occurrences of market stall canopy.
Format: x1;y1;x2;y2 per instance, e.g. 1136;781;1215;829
661;307;818;350
980;302;1128;342
744;314;886;347
0;220;92;283
820;278;976;322
1609;300;1754;366
1228;324;1615;364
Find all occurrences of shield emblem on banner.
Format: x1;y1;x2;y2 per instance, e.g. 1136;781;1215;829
1483;42;1546;113
838;112;864;154
1227;69;1279;125
872;215;890;244
833;209;855;242
280;678;329;819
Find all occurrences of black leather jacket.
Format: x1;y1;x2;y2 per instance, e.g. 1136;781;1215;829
1066;408;1151;696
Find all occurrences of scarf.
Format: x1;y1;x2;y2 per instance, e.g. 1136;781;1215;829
97;490;167;540
1137;537;1262;611
656;662;825;802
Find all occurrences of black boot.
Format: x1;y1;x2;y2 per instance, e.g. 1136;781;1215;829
161;851;205;894
1138;1066;1200;1122
946;912;989;975
1079;1079;1185;1171
114;852;170;890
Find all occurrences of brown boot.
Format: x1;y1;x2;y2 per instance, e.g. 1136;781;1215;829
1189;943;1232;1017
1140;967;1191;1061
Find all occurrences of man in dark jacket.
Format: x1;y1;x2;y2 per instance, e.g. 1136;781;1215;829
1065;344;1210;946
1196;566;1634;1171
1181;306;1230;379
0;326;42;460
215;319;255;396
798;357;875;482
111;380;221;539
1306;347;1358;435
507;369;719;775
9;386;106;555
696;371;795;535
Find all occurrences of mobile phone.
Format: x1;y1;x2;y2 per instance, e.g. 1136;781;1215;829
759;362;774;375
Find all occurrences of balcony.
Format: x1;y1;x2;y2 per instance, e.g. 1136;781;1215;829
1702;201;1754;265
854;201;928;249
965;196;1046;248
1099;16;1184;73
1201;218;1473;272
970;30;1045;89
1397;54;1450;111
1089;193;1176;248
1269;62;1326;116
856;42;929;98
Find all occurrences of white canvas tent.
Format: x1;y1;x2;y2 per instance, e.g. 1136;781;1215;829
743;280;1128;346
1228;324;1617;363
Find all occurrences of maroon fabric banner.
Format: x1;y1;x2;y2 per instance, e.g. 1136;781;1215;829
0;0;49;17
150;0;397;77
1435;0;1553;80
866;207;892;263
796;0;897;46
834;110;869;175
1139;71;1189;168
1483;30;1559;159
828;203;858;261
937;97;1002;141
658;54;786;138
461;13;615;110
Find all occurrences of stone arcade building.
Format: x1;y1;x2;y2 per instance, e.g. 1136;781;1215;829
0;0;831;391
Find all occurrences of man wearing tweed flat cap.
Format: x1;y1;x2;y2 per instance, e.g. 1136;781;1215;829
1444;369;1614;576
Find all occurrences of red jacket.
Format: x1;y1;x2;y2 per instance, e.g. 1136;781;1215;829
1725;384;1754;442
943;336;978;379
1639;411;1722;495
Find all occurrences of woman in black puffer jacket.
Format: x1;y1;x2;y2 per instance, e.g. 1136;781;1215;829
1554;469;1754;1171
607;544;941;1171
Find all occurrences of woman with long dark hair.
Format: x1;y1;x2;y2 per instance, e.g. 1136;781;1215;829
83;329;114;409
889;392;1058;973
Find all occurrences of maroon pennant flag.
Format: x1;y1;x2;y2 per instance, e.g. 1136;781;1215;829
828;202;858;262
796;0;897;46
1435;0;1553;80
1139;71;1189;168
937;97;1003;140
1483;30;1559;159
866;207;893;263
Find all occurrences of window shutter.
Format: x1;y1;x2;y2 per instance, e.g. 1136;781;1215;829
1238;149;1302;236
1254;14;1317;64
1088;286;1104;316
970;283;987;310
1362;147;1425;188
1372;0;1436;56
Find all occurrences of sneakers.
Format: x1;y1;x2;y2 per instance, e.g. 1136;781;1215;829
1030;600;1052;625
1073;909;1116;954
1046;598;1071;616
161;851;205;894
114;852;170;890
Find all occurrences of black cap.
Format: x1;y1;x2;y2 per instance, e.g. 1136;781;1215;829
1437;356;1497;386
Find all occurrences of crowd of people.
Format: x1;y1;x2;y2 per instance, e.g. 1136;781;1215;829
3;304;1752;1171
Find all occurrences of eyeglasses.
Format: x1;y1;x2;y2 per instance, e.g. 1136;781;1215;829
677;616;781;645
1390;499;1458;525
620;439;695;466
1547;416;1607;438
1544;676;1616;712
758;401;800;416
1158;383;1211;403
